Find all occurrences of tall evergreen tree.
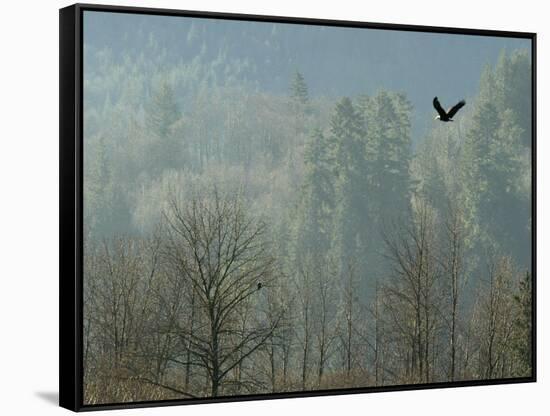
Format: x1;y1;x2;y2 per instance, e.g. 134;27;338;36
329;97;369;283
289;70;309;106
360;91;413;290
461;95;528;266
146;81;183;174
288;70;311;149
493;50;532;146
293;128;335;258
363;91;412;223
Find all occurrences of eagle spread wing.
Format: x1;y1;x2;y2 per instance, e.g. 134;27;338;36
433;97;447;118
447;100;466;118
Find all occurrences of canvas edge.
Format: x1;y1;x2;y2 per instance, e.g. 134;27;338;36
60;4;84;412
530;32;537;383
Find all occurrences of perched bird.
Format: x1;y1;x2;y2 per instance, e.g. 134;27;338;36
257;282;262;290
433;97;466;122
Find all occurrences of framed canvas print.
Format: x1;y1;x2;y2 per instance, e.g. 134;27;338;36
59;3;536;412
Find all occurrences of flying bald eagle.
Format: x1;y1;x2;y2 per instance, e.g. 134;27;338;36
433;97;466;122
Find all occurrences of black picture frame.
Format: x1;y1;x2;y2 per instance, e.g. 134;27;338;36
60;3;537;412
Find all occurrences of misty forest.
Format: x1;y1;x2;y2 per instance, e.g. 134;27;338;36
82;12;532;404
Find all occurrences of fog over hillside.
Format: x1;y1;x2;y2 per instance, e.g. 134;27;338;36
84;11;529;140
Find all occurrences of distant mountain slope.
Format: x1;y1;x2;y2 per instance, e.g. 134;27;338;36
84;10;531;140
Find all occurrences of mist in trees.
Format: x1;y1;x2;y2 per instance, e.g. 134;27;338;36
82;13;533;404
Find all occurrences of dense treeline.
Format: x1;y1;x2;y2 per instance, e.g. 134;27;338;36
83;49;532;404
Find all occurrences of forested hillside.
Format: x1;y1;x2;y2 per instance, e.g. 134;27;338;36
83;11;529;140
82;12;532;404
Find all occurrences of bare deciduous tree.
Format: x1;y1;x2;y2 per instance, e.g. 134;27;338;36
313;257;338;386
295;257;314;390
439;202;468;381
382;198;442;383
162;188;281;396
474;256;516;379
